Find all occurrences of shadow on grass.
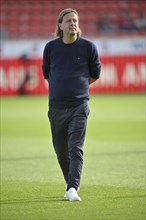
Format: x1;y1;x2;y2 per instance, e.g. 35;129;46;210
1;194;145;205
0;196;67;205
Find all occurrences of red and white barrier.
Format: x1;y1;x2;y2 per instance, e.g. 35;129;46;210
0;56;145;96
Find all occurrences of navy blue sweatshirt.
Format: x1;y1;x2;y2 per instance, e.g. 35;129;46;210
42;37;101;108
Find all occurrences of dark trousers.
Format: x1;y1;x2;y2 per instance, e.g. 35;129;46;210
48;102;90;191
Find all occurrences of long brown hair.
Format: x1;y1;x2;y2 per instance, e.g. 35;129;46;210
53;8;82;38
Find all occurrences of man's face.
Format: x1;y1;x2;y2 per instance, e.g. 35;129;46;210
59;12;79;37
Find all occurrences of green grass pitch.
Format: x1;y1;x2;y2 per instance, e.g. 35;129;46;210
0;95;145;220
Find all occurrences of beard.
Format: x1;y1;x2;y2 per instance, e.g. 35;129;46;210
69;29;78;36
69;32;76;36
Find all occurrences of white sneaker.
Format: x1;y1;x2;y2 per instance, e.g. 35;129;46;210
65;187;81;201
64;186;79;198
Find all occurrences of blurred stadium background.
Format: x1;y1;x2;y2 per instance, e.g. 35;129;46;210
0;0;146;96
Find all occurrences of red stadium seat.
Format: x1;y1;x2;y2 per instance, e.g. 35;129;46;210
1;0;145;39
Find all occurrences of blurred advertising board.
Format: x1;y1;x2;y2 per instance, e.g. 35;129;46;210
0;55;145;95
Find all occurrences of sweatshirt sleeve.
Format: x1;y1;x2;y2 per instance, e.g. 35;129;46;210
42;43;50;80
89;42;101;79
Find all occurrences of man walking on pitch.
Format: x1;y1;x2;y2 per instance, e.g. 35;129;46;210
42;8;101;201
